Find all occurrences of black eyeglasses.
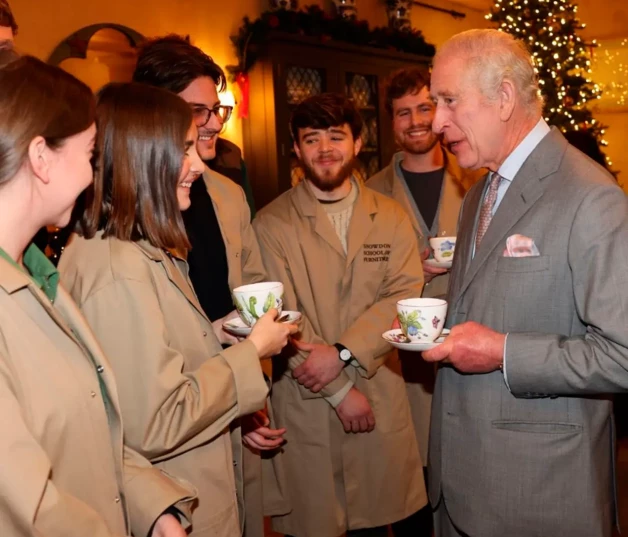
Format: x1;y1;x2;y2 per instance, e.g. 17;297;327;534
192;104;233;127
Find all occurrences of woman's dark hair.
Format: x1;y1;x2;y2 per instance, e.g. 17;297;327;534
290;92;363;144
0;52;95;187
384;68;430;116
132;34;226;94
78;82;192;251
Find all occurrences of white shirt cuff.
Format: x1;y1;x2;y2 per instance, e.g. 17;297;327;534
502;333;511;391
325;380;354;408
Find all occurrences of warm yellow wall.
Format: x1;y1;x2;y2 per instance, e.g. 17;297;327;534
10;0;486;150
576;0;628;192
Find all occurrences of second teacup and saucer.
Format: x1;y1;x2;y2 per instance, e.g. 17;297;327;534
424;236;456;269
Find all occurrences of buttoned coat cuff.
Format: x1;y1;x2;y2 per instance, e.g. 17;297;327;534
125;465;196;537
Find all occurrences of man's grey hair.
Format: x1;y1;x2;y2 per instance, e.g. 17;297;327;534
435;29;544;115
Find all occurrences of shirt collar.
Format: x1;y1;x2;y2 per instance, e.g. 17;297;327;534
497;118;551;183
0;244;59;302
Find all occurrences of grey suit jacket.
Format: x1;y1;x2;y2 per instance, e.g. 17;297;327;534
430;128;628;537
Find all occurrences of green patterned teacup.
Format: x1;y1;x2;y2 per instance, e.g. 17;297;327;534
232;282;284;327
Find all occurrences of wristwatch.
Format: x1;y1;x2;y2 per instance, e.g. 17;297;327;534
334;343;353;367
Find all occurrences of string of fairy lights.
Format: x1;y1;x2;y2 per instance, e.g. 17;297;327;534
486;0;612;167
596;39;628;107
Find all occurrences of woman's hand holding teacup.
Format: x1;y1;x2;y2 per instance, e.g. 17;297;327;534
248;308;298;358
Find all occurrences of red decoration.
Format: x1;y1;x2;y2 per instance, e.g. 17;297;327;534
235;72;250;119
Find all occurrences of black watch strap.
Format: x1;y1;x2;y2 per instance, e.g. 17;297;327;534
334;343;353;366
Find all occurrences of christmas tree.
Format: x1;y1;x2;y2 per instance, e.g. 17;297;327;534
486;0;612;168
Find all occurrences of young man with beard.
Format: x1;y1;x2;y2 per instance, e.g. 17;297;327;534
0;0;16;42
367;70;482;501
253;93;430;537
133;35;286;537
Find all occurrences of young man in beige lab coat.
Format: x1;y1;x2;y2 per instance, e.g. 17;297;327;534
367;69;483;511
253;93;431;537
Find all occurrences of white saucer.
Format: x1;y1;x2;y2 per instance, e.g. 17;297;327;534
381;328;450;352
424;259;452;269
223;311;302;337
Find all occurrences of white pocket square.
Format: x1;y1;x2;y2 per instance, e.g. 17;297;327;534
503;234;540;257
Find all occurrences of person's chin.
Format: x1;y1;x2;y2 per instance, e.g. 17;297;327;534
403;137;438;155
197;141;216;162
178;198;191;211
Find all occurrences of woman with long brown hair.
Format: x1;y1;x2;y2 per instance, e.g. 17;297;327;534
0;51;194;536
59;82;296;537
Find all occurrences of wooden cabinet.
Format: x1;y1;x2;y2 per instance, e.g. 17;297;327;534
242;33;431;209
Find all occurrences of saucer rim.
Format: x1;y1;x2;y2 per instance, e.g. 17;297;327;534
424;258;453;269
381;328;449;351
224;310;302;333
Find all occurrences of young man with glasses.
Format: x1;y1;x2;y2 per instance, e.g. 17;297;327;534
133;35;285;537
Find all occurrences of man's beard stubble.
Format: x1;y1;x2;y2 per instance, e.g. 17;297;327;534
301;157;357;192
399;125;441;156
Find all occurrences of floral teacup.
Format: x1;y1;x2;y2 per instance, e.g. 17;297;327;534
396;298;447;342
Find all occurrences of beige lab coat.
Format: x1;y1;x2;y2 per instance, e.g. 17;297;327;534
60;234;268;537
253;180;427;537
0;255;195;537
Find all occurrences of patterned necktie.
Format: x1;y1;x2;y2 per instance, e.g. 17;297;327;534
475;172;503;250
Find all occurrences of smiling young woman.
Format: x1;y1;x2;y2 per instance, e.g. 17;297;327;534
0;51;195;537
58;82;298;537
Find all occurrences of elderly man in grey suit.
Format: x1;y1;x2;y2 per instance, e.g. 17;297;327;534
422;29;628;537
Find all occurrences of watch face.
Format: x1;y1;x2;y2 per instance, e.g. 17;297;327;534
340;349;352;361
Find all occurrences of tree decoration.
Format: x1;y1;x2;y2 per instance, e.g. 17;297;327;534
486;0;613;169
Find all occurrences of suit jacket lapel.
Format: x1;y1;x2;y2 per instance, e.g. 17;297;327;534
453;128;566;305
437;159;467;237
448;178;486;304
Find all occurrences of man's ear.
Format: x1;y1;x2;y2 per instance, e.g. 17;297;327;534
499;78;517;122
293;141;302;160
27;136;52;185
353;135;363;156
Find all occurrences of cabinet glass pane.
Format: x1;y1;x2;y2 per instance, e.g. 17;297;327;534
345;72;380;182
286;66;326;185
286;66;324;105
